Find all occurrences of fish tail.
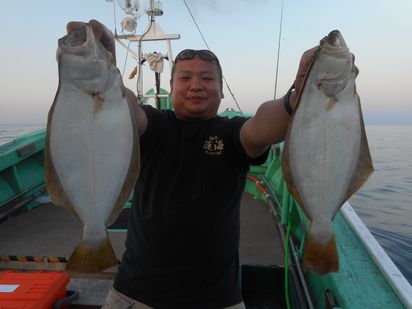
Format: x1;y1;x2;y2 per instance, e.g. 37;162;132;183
303;222;339;275
65;237;119;274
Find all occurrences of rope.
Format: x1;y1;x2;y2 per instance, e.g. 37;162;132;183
284;208;292;309
246;173;292;309
247;175;269;197
182;0;243;113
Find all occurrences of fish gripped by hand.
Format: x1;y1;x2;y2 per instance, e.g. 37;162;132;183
45;23;140;273
282;30;373;275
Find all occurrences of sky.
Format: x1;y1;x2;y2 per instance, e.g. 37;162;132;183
0;0;411;125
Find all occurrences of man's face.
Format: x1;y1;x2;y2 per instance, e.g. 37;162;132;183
170;58;224;120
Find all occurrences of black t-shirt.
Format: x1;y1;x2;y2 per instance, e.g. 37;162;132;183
114;106;268;308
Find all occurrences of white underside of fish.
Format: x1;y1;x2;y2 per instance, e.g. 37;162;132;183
49;80;133;243
282;30;373;274
45;23;140;273
289;78;361;236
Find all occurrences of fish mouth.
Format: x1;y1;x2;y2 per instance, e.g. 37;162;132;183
57;23;114;88
58;26;93;55
64;27;88;47
58;23;113;64
57;23;114;93
320;30;350;55
326;30;347;48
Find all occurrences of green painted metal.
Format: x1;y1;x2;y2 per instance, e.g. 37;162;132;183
218;108;252;119
245;143;406;309
0;128;133;217
144;88;173;110
0;112;407;308
0;129;47;213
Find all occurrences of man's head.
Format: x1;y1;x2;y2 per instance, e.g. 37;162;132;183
171;50;223;86
170;49;224;120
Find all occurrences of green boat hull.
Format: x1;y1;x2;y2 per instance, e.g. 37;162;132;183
0;129;47;220
246;149;406;308
0;115;410;308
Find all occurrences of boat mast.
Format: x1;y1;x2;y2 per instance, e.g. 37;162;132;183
113;0;180;103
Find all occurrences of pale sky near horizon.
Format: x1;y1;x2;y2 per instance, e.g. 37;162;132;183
0;0;411;125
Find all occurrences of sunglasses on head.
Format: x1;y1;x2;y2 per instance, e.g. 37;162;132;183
174;49;220;64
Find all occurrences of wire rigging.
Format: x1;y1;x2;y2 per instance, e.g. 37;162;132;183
182;0;243;113
135;14;155;98
122;39;133;77
273;0;284;100
112;0;118;35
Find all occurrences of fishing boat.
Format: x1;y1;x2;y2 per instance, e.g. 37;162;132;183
1;1;411;308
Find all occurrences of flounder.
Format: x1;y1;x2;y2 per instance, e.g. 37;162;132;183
45;23;140;273
282;30;373;274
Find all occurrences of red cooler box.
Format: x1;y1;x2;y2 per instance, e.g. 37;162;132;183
0;271;70;309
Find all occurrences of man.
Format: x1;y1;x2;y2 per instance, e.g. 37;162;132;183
67;20;315;309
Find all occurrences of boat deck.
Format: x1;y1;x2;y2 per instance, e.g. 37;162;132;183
0;192;284;307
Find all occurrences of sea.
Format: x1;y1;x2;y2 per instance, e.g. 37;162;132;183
0;124;411;284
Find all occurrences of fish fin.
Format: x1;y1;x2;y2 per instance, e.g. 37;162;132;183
44;143;73;211
303;222;339;275
292;47;321;112
281;49;320;214
342;95;374;202
282;141;304;207
45;92;83;222
45;88;64;205
65;236;119;274
281;132;307;216
106;88;141;226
